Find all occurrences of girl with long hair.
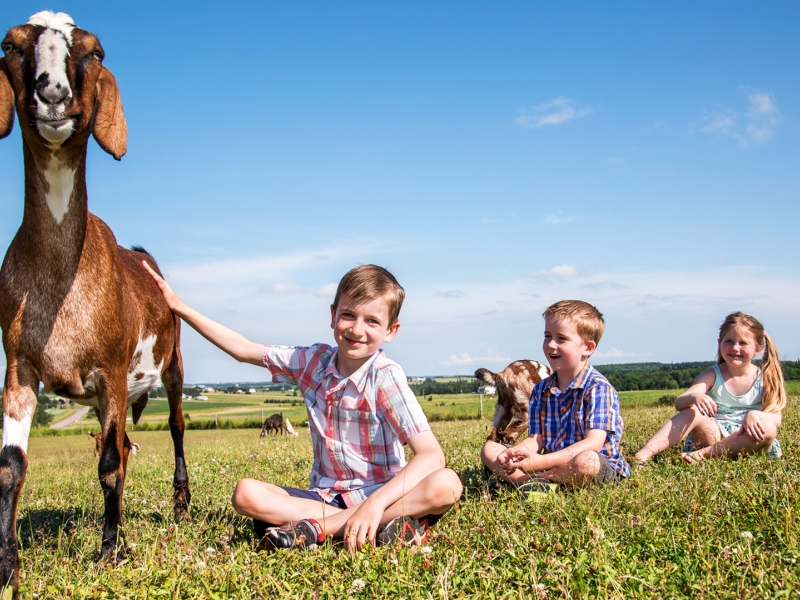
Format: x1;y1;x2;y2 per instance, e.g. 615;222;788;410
634;312;784;465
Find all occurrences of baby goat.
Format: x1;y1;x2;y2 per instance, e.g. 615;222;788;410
475;360;551;446
0;11;190;591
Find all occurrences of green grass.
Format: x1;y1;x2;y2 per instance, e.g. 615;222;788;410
14;394;800;597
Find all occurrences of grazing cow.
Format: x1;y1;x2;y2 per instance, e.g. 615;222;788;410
89;431;139;456
284;418;299;437
475;360;551;446
260;413;284;437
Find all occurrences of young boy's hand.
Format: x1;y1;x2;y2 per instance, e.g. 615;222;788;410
497;446;532;476
142;261;184;313
343;499;384;552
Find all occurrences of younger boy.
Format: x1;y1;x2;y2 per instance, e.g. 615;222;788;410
481;300;629;489
144;262;462;551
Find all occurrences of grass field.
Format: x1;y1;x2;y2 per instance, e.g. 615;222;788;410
13;391;800;598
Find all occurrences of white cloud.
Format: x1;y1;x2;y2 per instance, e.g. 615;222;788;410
693;89;782;145
516;97;592;129
593;347;636;359
265;282;308;294
440;350;511;367
315;283;338;298
544;211;575;225
530;264;579;279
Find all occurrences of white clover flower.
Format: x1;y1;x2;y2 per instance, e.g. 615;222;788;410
741;531;754;539
421;546;432;554
350;578;366;592
206;547;216;554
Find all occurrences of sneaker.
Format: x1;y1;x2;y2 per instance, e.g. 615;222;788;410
376;516;428;546
516;477;559;501
264;518;325;551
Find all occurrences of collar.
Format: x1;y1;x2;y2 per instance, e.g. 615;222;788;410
547;362;593;394
322;348;383;394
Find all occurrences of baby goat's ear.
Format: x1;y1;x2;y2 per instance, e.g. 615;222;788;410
0;58;15;140
92;66;127;160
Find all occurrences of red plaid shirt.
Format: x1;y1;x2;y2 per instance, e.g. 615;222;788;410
262;343;430;506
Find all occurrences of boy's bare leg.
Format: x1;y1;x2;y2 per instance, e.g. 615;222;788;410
480;440;535;485
232;469;462;539
634;407;720;464
537;450;607;488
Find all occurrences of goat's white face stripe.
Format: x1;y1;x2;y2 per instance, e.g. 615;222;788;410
127;334;163;402
28;11;75;41
2;413;33;453
43;158;76;224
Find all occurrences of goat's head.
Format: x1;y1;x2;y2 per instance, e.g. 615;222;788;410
476;360;552;407
0;11;126;159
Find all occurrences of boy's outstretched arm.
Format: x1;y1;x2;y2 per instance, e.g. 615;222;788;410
342;430;446;551
142;261;264;366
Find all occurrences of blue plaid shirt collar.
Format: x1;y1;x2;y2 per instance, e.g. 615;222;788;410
547;362;593;396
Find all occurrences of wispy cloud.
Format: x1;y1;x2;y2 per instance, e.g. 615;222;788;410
593;347;638;359
516;97;592;129
581;281;626;292
693;89;782;145
529;264;580;280
543;211;575;225
315;283;338;298
437;290;465;298
440;350;511;366
265;282;308;294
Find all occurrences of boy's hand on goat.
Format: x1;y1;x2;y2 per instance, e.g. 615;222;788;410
343;498;384;552
142;261;184;312
498;446;533;475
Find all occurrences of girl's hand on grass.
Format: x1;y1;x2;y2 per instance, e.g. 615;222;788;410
343;500;383;552
740;411;765;441
694;394;718;418
142;261;184;312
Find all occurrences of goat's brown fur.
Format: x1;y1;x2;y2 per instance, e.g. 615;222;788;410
0;14;189;591
475;360;552;446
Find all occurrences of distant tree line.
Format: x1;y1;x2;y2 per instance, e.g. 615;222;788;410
408;378;482;397
595;361;800;391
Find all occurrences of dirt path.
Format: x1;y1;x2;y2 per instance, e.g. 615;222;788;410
50;405;91;429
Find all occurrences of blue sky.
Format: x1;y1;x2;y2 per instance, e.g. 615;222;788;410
1;2;799;382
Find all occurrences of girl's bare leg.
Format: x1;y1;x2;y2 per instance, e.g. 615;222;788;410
634;407;720;464
684;420;778;462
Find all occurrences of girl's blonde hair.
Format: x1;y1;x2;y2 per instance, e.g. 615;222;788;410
716;312;786;413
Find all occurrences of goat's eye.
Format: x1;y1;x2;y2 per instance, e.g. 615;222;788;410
87;51;103;62
1;42;14;55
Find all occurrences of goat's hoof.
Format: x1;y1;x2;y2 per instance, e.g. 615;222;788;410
100;542;129;564
174;505;191;522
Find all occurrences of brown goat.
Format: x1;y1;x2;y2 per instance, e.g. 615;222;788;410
475;360;552;446
0;11;190;590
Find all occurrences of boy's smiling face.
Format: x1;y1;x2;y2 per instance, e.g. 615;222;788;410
542;316;596;379
331;293;400;377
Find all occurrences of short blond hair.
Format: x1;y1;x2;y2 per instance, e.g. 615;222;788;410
333;265;405;325
542;300;605;345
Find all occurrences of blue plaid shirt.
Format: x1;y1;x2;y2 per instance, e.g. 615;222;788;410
529;363;629;477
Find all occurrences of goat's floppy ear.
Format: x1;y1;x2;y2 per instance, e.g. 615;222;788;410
92;66;127;160
0;58;15;140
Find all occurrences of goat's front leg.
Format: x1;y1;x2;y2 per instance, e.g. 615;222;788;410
97;379;129;561
0;363;37;595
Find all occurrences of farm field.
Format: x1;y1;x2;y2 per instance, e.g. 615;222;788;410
15;393;800;598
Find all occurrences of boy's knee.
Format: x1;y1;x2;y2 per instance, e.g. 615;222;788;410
570;450;602;477
231;478;258;513
428;469;463;506
480;440;504;467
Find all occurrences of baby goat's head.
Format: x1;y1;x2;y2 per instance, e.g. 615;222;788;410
0;11;126;159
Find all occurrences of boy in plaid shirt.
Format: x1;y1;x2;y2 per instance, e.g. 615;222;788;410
144;263;462;551
481;300;629;490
